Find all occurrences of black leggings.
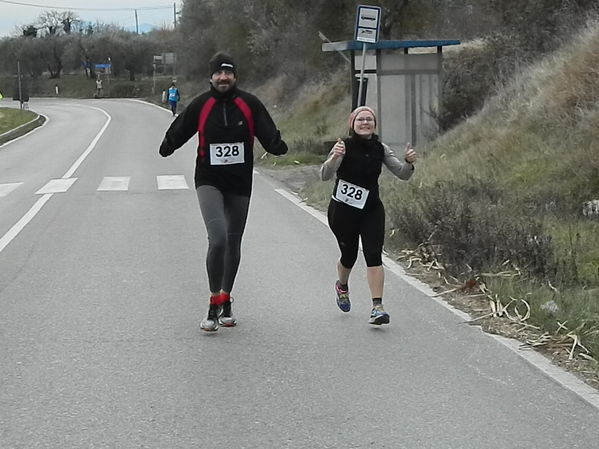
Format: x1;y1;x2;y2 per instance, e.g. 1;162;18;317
196;185;250;293
327;199;385;269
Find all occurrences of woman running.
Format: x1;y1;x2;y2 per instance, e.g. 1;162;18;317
321;106;417;325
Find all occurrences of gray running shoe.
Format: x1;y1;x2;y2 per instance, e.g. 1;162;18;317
218;298;237;327
368;305;390;325
200;304;220;332
200;317;219;332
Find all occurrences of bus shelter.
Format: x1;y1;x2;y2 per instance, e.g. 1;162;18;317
322;39;460;147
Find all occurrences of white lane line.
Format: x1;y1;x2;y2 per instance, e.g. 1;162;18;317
35;178;77;194
97;176;130;191
0;182;23;197
272;184;599;411
0;105;111;255
157;175;188;190
62;106;111;179
0;194;52;253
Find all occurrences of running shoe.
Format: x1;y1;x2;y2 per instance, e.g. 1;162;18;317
200;304;220;332
218;298;237;327
368;305;390;325
335;280;351;312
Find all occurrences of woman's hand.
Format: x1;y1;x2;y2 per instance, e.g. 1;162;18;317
404;142;416;164
331;138;345;160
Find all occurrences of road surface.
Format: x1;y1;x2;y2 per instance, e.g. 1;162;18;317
1;98;598;449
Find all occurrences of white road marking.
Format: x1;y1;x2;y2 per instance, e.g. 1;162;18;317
97;176;130;191
62;106;111;178
157;175;188;190
0;182;23;197
0;194;52;253
0;105;111;255
35;178;77;194
272;183;599;411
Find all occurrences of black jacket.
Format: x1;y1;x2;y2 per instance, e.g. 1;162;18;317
159;85;287;196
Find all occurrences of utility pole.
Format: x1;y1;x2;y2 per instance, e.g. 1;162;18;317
17;60;23;110
135;9;139;34
173;3;177;29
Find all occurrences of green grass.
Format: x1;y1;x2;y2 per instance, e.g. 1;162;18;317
0;107;37;134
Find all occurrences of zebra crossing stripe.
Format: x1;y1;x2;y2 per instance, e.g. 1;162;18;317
157;175;188;190
97;176;130;191
0;183;23;197
35;178;77;194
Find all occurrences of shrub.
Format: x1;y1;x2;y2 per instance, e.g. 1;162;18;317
385;178;556;279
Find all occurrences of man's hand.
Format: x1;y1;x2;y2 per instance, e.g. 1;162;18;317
159;140;174;157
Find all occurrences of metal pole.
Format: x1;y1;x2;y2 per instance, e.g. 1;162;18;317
357;43;367;107
135;9;139;34
17;60;23;110
152;64;156;95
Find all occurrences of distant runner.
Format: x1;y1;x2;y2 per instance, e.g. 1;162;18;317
167;81;180;116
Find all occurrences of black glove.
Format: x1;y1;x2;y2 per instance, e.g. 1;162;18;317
159;140;174;157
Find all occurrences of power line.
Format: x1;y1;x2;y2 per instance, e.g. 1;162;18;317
0;0;172;11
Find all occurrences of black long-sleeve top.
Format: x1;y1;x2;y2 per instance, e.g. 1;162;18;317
159;85;287;196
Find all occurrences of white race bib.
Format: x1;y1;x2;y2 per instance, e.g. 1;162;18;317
334;179;369;209
209;142;245;165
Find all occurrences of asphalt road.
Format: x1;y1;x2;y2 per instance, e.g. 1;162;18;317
1;98;598;449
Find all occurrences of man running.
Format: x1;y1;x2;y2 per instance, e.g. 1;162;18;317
159;52;288;332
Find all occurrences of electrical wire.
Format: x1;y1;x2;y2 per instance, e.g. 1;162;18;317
0;0;172;11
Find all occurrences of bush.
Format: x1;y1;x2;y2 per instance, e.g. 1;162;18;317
385;178;556;279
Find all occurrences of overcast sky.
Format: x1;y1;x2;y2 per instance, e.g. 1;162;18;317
0;0;180;37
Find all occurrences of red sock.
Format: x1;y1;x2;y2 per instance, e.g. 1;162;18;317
209;292;230;305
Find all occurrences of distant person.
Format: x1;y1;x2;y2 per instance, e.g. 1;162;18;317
321;106;417;325
95;77;103;98
159;52;288;332
167;81;180;116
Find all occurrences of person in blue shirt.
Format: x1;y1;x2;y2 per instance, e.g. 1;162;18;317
167;81;180;116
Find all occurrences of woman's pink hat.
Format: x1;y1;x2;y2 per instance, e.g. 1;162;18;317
348;106;377;131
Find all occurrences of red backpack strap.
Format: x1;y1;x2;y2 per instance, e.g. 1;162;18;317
197;96;217;159
233;97;254;141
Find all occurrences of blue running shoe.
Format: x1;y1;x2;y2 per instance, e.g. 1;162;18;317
368;305;390;325
335;281;351;312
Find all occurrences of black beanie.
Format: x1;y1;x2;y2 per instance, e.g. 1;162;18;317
209;52;236;76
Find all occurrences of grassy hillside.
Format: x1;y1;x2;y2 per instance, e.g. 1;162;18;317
277;21;599;381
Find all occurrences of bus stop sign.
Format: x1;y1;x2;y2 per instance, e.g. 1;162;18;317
354;5;381;43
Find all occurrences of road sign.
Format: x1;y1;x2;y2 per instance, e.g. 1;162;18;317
354;5;381;43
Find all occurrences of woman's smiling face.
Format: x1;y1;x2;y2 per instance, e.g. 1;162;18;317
352;110;376;138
